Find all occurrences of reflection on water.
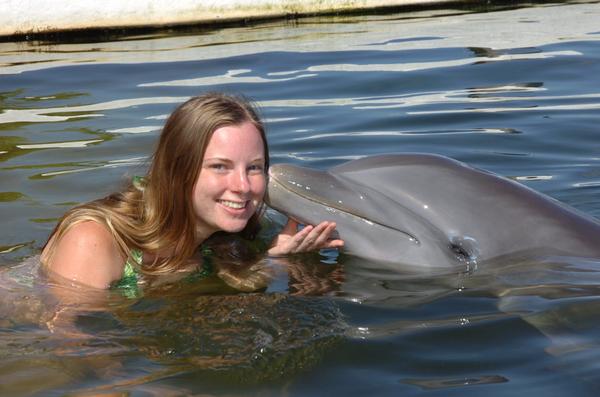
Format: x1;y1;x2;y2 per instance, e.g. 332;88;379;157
2;1;600;395
0;252;347;394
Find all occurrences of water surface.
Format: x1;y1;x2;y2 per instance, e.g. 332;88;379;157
1;1;600;395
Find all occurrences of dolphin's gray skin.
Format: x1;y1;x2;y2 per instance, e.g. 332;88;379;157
265;154;600;270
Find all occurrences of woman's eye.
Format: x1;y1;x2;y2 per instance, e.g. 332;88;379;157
210;163;227;171
249;164;264;173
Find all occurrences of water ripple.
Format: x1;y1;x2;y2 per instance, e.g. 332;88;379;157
138;68;316;87
304;50;581;73
32;156;146;178
16;139;102;149
292;128;521;141
106;126;161;134
0;96;188;125
259;89;600;112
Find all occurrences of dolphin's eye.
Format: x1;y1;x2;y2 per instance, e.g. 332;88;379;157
449;243;471;262
449;236;479;264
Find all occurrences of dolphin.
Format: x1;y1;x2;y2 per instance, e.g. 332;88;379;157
265;153;600;270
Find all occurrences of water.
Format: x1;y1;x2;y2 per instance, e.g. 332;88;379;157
2;1;600;395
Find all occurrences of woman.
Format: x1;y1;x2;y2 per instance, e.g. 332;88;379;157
41;92;343;290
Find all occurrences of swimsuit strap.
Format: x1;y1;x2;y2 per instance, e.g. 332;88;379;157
112;174;145;297
113;247;215;298
113;248;143;298
132;175;146;191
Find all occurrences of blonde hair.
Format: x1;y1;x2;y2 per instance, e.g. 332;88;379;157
42;92;269;275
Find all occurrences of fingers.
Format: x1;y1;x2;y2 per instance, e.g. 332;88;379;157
322;238;345;249
312;222;335;247
267;219;345;256
267;222;311;257
296;222;329;251
296;221;343;253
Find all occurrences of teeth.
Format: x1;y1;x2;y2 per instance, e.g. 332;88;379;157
220;200;246;209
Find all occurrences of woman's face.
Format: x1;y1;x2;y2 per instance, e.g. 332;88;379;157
193;121;266;238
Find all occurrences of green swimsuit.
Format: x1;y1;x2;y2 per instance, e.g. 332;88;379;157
111;176;213;297
112;248;144;298
112;249;143;297
112;247;214;298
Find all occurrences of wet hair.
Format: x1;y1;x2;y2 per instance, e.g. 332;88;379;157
42;92;269;275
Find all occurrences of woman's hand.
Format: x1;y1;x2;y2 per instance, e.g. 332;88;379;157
267;219;344;256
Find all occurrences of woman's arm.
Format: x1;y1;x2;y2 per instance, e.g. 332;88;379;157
42;220;125;289
267;219;344;256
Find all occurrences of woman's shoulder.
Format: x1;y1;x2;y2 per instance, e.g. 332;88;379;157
42;220;125;289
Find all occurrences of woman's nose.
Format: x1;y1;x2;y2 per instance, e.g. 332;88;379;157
230;169;250;193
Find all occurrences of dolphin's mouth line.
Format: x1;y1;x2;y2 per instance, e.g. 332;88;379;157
268;175;420;244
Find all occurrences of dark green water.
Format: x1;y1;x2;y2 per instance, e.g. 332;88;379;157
2;1;600;395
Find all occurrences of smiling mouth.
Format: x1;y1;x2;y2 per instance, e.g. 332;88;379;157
219;200;247;210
